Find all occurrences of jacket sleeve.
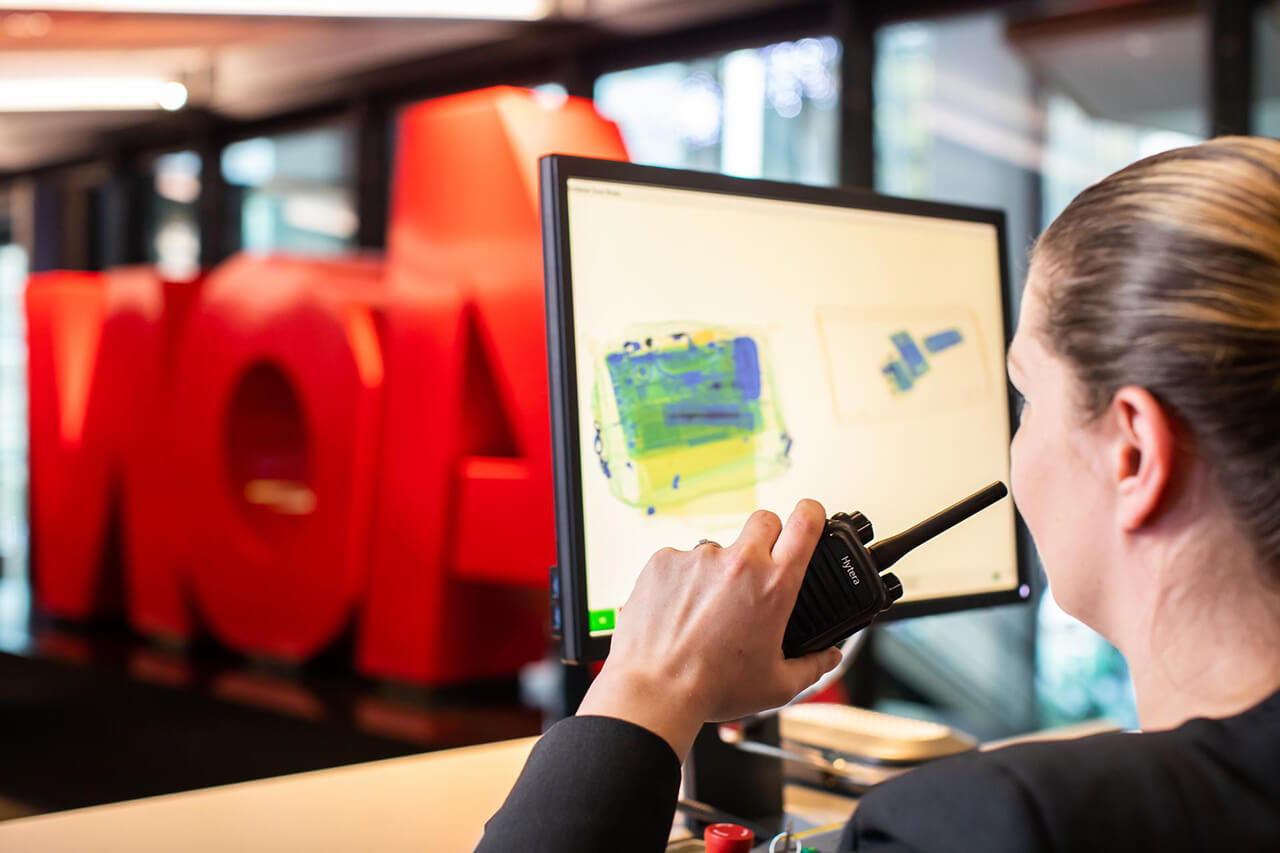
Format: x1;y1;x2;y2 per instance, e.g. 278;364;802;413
840;749;1054;853
476;714;683;853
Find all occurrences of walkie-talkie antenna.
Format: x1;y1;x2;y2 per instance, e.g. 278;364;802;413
869;482;1009;571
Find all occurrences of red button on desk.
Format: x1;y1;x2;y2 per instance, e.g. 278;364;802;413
705;822;754;852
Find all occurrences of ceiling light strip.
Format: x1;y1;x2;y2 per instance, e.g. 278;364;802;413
0;0;549;19
0;78;187;112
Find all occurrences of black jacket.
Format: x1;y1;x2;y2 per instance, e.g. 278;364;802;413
477;689;1280;852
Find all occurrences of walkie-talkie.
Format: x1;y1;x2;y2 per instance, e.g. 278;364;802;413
783;482;1008;658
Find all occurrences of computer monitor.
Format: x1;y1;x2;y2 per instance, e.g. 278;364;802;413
542;156;1030;664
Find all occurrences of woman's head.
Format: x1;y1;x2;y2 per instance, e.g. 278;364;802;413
1009;136;1280;632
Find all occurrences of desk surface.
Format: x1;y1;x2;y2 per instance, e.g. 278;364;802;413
0;736;540;853
0;719;1117;852
0;736;860;853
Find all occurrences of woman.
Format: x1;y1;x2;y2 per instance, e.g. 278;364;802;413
478;137;1280;851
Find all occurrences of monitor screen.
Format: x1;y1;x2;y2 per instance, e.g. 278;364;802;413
542;156;1029;663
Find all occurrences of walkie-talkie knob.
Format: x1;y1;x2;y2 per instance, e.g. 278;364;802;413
847;511;874;544
832;511;874;544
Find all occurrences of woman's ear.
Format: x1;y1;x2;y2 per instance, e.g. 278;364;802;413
1107;386;1178;532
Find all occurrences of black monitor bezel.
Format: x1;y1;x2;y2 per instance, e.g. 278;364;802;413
541;154;1032;664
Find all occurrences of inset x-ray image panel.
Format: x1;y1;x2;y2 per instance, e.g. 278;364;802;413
565;177;1017;634
818;306;994;425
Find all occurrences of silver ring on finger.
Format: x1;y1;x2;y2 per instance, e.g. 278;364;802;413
694;538;721;549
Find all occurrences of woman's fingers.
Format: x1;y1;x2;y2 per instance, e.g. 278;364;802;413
585;498;842;744
777;646;843;700
771;499;827;585
733;508;784;552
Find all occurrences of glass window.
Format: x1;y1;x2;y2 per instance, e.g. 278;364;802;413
147;150;202;279
1254;2;1280;135
874;5;1207;733
222;125;358;256
594;36;842;186
876;8;1205;307
0;231;30;651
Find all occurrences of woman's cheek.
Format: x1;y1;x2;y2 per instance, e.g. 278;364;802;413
1009;410;1076;616
1009;416;1028;506
1009;412;1042;543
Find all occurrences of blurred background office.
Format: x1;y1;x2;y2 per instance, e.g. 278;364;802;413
0;0;1268;822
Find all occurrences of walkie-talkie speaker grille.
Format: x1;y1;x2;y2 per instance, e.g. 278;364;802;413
782;514;900;658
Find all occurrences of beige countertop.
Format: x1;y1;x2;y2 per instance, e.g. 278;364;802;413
0;736;539;853
0;718;1117;851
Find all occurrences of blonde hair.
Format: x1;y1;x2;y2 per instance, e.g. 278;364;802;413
1034;136;1280;576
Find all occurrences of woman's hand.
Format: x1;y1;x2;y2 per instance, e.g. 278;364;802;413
576;499;843;760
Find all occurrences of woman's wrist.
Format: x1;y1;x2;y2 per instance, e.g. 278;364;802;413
576;661;709;761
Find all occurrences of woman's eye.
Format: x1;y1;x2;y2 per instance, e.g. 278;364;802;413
1013;391;1027;420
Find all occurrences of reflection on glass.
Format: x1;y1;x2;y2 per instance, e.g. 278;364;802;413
876;14;1043;296
149;150;202;280
874;6;1207;732
221;126;358;256
0;240;31;649
1040;93;1201;224
594;36;841;186
876;10;1205;292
